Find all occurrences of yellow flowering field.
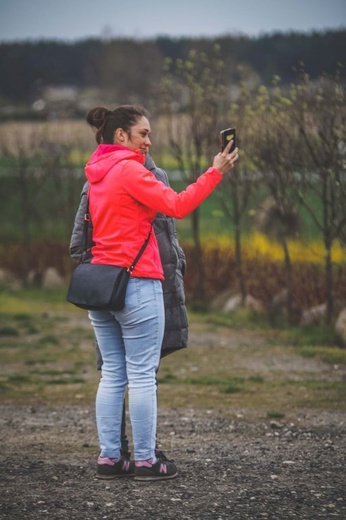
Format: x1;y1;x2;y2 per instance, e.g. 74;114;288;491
200;232;346;264
181;233;346;310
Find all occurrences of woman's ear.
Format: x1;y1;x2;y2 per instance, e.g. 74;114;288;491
114;128;126;143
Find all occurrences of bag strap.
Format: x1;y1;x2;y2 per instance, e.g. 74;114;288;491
78;198;91;264
127;225;152;273
79;197;152;271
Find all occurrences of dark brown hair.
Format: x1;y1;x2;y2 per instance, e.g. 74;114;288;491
86;105;149;144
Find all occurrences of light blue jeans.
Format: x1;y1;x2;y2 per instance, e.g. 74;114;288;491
88;277;164;461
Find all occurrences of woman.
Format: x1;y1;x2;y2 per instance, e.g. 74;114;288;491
69;152;188;465
83;104;238;481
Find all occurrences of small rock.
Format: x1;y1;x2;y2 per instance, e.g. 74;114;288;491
42;267;65;289
270;421;283;429
335;307;346;348
300;303;327;326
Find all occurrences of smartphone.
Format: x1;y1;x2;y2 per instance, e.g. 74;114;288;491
220;127;236;153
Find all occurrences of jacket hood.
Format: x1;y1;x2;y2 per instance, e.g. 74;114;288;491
85;144;145;184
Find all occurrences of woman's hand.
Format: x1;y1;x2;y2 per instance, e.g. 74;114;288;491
212;139;239;176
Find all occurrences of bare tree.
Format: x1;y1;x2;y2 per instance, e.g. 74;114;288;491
289;70;346;323
162;46;229;305
216;78;258;304
251;78;304;323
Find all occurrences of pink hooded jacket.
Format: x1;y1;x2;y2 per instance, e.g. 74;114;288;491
85;144;223;279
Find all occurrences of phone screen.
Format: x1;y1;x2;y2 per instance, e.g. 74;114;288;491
220;128;236;153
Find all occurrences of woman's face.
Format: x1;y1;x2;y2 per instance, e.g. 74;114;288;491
119;116;152;155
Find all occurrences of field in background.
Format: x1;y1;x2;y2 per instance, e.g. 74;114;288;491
0;290;345;416
1;118;344;243
0;119;345;314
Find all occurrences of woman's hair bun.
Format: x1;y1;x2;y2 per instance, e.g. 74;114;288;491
86;107;111;129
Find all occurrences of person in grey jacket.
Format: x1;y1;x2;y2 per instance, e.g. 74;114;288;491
69;153;188;461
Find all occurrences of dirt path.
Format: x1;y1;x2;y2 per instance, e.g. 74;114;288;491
0;323;345;520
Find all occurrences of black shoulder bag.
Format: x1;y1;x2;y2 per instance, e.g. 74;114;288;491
66;201;152;311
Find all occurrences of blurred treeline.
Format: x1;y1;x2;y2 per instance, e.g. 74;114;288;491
0;30;345;119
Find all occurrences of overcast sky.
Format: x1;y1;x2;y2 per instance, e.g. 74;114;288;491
0;0;345;42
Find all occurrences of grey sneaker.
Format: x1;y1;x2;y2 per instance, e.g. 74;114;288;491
134;457;178;481
97;456;135;479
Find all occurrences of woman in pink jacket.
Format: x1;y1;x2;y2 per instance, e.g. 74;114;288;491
85;105;238;481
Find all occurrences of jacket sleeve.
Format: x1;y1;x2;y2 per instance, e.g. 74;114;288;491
69;181;94;262
122;162;223;219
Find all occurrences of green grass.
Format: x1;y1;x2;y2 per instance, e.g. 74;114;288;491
283;324;342;347
157;373;247;394
0;288;77;314
298;346;346;365
277;324;346;365
266;411;285;419
288;379;344;391
0;326;19;337
188;309;271;330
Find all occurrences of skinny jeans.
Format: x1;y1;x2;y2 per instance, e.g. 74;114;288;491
88;277;164;461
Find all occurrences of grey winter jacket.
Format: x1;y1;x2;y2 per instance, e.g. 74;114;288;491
69;155;188;362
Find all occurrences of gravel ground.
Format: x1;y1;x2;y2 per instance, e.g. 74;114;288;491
0;404;345;520
1;319;345;519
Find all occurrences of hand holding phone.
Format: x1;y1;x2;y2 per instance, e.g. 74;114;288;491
220;127;236;153
213;127;239;175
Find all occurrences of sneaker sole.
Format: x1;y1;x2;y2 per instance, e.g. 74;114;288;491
134;471;178;482
96;473;135;479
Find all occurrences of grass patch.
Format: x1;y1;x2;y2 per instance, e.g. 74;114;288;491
30;369;77;376
46;377;85;385
0;290;345;413
0;288;76;314
283;325;341;347
24;358;54;365
249;375;265;383
0;297;96;404
38;335;60;346
266;411;286;419
158;372;178;384
288;379;345;391
298;346;346;365
0;326;19;336
158;373;256;395
13;313;32;320
12;314;39;332
7;374;34;384
223;382;244;394
189;310;270;330
0;310;66;336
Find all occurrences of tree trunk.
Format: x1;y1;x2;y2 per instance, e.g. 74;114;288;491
324;242;334;324
322;172;334;324
190;207;205;306
281;238;294;324
232;181;246;304
18;165;32;286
